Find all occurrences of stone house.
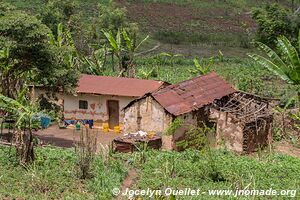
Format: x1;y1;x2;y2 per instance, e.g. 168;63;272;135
123;72;273;153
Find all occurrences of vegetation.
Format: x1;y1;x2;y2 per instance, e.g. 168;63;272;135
249;30;300;107
252;3;299;47
0;88;39;165
127;149;300;199
0;146;299;199
0;146;127;199
0;0;300;199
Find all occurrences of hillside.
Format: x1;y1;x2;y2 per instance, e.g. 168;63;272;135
4;0;297;57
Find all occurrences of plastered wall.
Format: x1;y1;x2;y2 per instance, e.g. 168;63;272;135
63;93;135;124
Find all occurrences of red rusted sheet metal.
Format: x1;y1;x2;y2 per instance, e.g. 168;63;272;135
77;74;165;97
152;72;236;116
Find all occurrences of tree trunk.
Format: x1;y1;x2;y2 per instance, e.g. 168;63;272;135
15;128;34;166
111;54;115;72
298;91;300;111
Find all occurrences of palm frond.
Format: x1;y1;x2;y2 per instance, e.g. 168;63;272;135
256;41;289;72
277;36;300;70
103;31;118;51
249;54;293;84
122;29;133;50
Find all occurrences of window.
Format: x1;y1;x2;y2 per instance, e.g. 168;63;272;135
79;100;88;109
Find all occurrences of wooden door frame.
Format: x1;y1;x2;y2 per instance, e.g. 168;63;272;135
107;99;120;129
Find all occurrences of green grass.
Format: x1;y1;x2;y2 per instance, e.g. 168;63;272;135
100;54;296;101
0;146;127;199
129;56;296;99
0;145;299;199
124;149;300;199
4;0;296;57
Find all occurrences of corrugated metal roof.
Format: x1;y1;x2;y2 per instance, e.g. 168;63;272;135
77;74;164;97
152;72;236;116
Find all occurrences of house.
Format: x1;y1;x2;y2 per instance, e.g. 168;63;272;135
123;72;273;153
62;74;165;128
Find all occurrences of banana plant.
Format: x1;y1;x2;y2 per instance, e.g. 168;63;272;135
248;30;300;109
0;88;40;164
138;67;154;79
103;29;123;72
188;57;212;76
81;48;106;75
103;29;149;77
159;52;184;67
48;23;75;48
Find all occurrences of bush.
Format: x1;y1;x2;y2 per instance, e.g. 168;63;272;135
252;4;299;47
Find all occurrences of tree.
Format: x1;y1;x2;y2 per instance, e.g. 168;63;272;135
252;4;299;47
0;3;79;97
0;88;39;165
248;31;300;108
0;5;51;98
90;1;138;72
103;29;149;77
39;0;79;35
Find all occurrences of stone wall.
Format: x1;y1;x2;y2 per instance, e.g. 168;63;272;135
123;96;173;133
210;108;244;153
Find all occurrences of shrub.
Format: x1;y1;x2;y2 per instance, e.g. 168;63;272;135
75;126;97;179
252;4;299;47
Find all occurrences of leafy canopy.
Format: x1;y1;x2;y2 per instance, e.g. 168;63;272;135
0;3;79;96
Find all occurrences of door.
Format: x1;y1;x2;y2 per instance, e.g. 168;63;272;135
107;100;119;129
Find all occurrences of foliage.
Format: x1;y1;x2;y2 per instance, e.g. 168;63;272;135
188;57;212;75
75;127;97;179
0;3;79;97
38;0;79;35
164;118;183;136
93;1;136;38
252;4;299;47
0;4;51;97
159;52;184;67
103;28;149;77
80;48;107;75
176;123;214;151
0;146;128;199
290;112;300;132
0;88;40;165
249;30;300;108
128;149;300;199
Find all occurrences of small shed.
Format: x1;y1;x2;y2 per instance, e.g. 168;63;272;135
123;72;273;153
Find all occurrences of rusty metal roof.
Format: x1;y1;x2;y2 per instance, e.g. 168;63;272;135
77;74;165;97
152;72;236;116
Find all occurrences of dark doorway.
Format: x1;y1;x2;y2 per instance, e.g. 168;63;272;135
107;100;119;129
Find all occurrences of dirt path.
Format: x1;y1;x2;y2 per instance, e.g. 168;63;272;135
274;141;300;158
116;168;138;200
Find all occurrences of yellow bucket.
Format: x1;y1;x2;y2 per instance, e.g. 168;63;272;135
114;126;120;133
147;132;155;139
102;123;109;129
103;127;109;133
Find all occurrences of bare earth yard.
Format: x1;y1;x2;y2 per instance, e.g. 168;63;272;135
34;125;119;148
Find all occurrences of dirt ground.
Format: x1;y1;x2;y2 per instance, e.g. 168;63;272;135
33;125;120;148
274;141;300;158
